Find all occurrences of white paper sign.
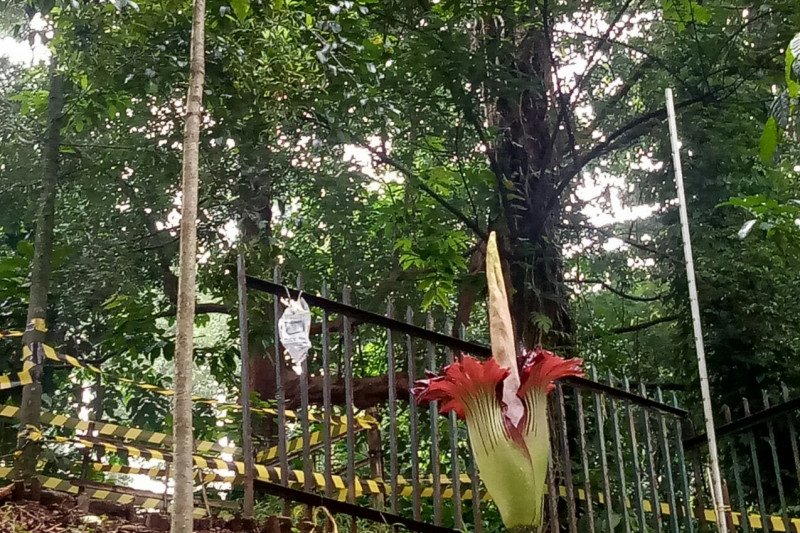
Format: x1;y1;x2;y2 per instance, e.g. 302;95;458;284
278;296;311;375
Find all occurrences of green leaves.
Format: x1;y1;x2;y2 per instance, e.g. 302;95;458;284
759;116;778;164
661;0;710;31
230;0;250;21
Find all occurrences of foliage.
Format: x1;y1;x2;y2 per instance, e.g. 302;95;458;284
0;0;800;527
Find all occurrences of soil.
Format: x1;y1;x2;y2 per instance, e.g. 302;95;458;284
0;485;303;533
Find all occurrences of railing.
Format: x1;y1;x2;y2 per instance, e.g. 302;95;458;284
2;267;795;531
243;272;702;532
686;388;800;532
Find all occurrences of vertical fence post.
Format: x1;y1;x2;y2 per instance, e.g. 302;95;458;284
721;406;749;533
273;266;290;514
426;313;442;526
342;286;356;506
639;383;662;533
556;383;578;533
623;377;646;532
575;388;596;533
444;319;463;530
236;255;254;517
386;301;399;514
671;392;695;533
405;307;421;521
781;384;800;484
655;387;680;533
546;405;560;533
295;273;313;517
607;373;631;533
742;398;770;533
761;391;790;530
321;283;333;499
591;368;614;530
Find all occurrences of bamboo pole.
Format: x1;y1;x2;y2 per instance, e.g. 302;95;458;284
664;88;727;533
237;254;254;517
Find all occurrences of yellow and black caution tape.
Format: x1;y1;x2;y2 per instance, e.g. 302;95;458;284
36;343;378;429
0;370;32;390
0;405;238;456
93;463;242;487
0;405;355;466
0;467;207;518
256;422;349;463
19;425;800;530
0;319;47;340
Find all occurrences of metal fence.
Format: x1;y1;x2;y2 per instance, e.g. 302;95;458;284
241;271;800;532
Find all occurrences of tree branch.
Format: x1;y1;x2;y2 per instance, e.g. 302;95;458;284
536;87;724;234
603;314;680;336
565;278;665;302
370;149;488;240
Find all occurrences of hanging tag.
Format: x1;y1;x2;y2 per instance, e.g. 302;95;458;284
278;296;312;375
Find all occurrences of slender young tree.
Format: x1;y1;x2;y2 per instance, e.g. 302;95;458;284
171;0;205;529
12;58;64;482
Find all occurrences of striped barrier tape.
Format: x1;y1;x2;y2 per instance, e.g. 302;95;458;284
0;319;46;341
0;467;207;518
27;428;400;500
0;371;32;390
18;428;800;530
0;330;24;340
35;343;378;429
0;405;356;467
0;405;237;456
256;421;349;463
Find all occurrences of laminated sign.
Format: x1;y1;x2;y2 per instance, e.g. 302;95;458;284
278;296;311;375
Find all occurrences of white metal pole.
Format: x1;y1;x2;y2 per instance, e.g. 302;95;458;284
665;88;728;533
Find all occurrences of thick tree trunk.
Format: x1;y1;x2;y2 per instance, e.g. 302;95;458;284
484;22;573;349
12;60;64;480
171;0;205;531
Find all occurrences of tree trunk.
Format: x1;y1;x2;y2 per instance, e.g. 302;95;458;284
12;59;64;480
484;20;573;349
171;0;205;530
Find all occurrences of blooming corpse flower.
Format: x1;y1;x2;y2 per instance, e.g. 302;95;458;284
413;232;583;531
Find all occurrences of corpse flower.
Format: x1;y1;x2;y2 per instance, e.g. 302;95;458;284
413;232;583;531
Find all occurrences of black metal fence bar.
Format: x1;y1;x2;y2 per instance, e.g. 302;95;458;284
624;377;647;532
608;373;631;533
405;307;422;521
722;405;750;533
245;275;687;417
297;274;313;502
575;389;596;533
781;384;800;484
591;368;614;531
342;286;356;505
670;393;694;533
546;448;559;533
426;313;442;526
321;283;333;499
386;301;399;514
761;391;790;530
273;267;289;506
556;383;578;533
445;319;463;530
743;397;770;533
655;387;679;533
684;394;800;450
